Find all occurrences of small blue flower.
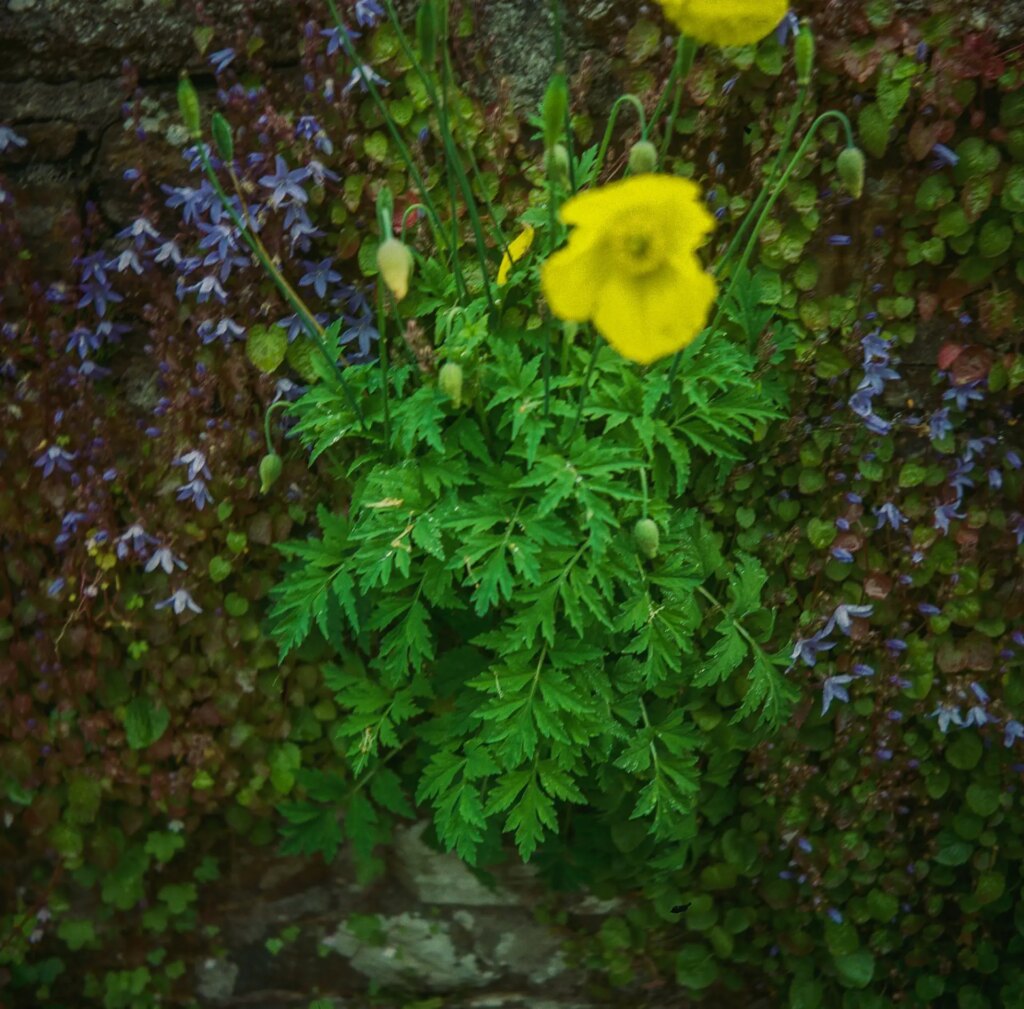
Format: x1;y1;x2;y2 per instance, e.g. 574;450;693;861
852;663;874;677
830;546;855;564
173;449;211;482
259;155;311;209
774;11;800;46
929;408;953;442
933;500;965;535
34;445;77;478
1004;720;1024;747
145;546;187;574
155;589;202;614
209;47;236;73
824;603;873;637
931;143;959;167
822;674;854;715
0;125;28;152
873;502;906;532
1006;450;1022;471
176;478;214;509
930;703;963;734
885;638;907;653
342;63;389;96
354;0;385;27
828;234;852;247
918;603;941;616
320;24;361;57
943;380;985;411
791;630;836;668
299;258;342;299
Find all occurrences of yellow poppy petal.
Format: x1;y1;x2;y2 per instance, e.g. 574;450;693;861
657;0;788;47
592;259;717;365
497;225;536;286
539;228;608;321
559;174;714;254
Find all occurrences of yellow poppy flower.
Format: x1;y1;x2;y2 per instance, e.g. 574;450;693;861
497;225;535;286
657;0;788;47
540;174;717;366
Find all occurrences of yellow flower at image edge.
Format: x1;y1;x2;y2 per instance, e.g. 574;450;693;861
540;174;717;366
497;225;535;285
657;0;789;47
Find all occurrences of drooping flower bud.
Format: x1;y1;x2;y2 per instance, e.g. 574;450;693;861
211;112;234;162
836;146;866;199
177;74;201;138
438;361;464;407
542;74;568;151
259;453;283;494
794;19;815;86
545;142;570;185
633;518;660;559
376;237;414;301
628;140;658;174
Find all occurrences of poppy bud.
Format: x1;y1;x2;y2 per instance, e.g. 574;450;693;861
211;112;233;162
836;146;865;199
259;453;283;494
376;237;414;301
542;74;568;151
628;140;658;174
438;361;463;407
545;142;570;184
177;74;201;138
794;20;815;85
633;518;660;559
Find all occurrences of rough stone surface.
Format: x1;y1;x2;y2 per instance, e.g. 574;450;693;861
171;819;666;1009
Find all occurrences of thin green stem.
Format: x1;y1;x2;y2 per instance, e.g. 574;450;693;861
640;465;649;520
593;94;648;181
325;0;459;281
549;0;577;192
197;146;367;431
263;400;289;454
399;203;430;243
376;284;391;451
714;85;809;277
661;108;855;408
657;35;698;167
383;0;510;263
437;41;498;318
562;331;600;449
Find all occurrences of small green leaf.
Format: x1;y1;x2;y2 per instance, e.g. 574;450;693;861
123;698;170;750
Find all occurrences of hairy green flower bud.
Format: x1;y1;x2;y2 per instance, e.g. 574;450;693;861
837;146;866;199
438;361;464;407
633;518;660;559
542;74;568;151
376;237;414;301
794;20;815;86
177;74;201;138
211;112;234;162
259;453;283;494
545;142;570;184
628;140;658;174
